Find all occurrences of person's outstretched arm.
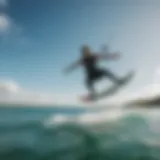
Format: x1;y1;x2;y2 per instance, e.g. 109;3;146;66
96;52;121;61
64;59;82;74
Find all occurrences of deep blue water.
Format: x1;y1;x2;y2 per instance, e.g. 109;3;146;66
0;105;160;160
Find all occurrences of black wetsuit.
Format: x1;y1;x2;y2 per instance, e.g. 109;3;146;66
82;55;119;94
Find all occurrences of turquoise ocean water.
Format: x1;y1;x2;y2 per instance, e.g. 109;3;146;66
0;105;160;160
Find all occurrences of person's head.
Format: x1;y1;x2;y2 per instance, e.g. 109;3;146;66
81;45;92;57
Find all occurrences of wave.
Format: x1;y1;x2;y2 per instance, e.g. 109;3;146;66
1;108;160;160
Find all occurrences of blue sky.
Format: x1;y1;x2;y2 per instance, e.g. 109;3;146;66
0;0;160;104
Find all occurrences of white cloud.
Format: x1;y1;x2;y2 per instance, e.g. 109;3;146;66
138;66;160;98
0;80;83;106
0;1;26;43
0;14;11;34
0;13;28;46
0;0;7;7
0;14;24;38
0;0;14;35
0;80;20;93
121;67;160;102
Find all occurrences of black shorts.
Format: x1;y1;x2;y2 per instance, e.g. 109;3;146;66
88;69;107;81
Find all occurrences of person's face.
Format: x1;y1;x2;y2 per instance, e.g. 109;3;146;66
82;46;91;57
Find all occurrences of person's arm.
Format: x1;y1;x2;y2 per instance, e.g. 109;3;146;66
96;52;121;61
64;59;82;74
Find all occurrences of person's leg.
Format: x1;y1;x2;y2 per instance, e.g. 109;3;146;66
85;78;96;97
102;69;121;84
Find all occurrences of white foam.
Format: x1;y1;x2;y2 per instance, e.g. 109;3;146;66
45;108;125;127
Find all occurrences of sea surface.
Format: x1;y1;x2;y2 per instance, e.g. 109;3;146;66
0;105;160;160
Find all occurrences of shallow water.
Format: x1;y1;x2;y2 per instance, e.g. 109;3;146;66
0;106;160;160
